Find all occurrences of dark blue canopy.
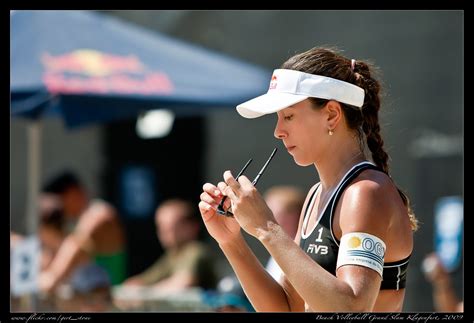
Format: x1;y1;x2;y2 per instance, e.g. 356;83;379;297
11;10;270;128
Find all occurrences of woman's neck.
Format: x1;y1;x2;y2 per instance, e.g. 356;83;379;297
315;141;366;192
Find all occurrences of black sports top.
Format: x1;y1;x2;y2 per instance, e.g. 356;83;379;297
299;161;410;290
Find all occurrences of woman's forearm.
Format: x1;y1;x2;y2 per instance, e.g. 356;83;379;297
258;222;374;312
219;234;292;312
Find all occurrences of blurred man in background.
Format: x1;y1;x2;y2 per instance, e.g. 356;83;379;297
38;171;126;293
123;198;217;291
38;194;66;271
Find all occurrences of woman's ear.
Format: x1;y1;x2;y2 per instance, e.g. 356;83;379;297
325;100;342;130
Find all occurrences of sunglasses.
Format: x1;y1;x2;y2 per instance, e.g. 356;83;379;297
216;147;278;217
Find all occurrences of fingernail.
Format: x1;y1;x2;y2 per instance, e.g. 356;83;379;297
214;190;220;196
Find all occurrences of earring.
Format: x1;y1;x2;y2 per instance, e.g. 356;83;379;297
329;129;334;136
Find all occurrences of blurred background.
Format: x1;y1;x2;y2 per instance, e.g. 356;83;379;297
10;10;463;312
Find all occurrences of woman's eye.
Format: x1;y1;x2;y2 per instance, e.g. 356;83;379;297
284;114;294;121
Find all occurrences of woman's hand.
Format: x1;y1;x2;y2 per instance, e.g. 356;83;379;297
198;181;242;244
218;170;276;239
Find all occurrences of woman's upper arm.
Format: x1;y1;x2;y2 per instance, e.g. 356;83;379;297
335;178;394;310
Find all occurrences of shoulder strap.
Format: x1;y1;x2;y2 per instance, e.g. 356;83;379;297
328;162;384;245
301;183;320;238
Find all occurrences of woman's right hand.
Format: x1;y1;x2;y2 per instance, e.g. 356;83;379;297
199;182;242;244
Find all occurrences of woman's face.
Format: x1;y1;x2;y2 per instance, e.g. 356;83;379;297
274;99;327;166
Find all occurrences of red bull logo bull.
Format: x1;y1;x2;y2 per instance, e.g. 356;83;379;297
41;49;174;95
269;74;277;90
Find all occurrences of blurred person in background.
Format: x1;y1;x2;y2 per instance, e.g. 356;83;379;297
38;194;67;271
123;198;217;292
38;171;126;294
10;195;66;273
55;263;113;312
199;46;419;312
37;196;113;312
71;264;113;312
11;195;66;311
422;252;463;312
264;186;305;281
10;232;25;311
10;231;24;249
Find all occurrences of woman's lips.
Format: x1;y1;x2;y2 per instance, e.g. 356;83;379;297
286;146;296;152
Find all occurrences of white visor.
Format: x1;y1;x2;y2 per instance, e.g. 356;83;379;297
236;69;365;119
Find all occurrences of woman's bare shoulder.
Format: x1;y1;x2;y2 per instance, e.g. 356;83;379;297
338;169;406;235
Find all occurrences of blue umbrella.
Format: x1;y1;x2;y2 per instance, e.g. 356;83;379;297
11;10;270;128
10;10;271;240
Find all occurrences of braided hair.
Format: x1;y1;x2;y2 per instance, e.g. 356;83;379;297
281;46;418;231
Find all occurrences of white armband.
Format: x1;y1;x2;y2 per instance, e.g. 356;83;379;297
336;232;386;277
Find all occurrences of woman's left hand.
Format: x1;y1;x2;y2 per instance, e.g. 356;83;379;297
218;170;276;238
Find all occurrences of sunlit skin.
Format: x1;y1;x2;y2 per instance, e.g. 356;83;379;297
198;99;413;312
274;101;329;167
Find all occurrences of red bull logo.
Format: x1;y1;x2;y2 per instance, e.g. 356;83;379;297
42;49;144;76
269;74;277;90
41;49;174;95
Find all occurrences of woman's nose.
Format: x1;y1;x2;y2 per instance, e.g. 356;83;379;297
274;118;286;139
